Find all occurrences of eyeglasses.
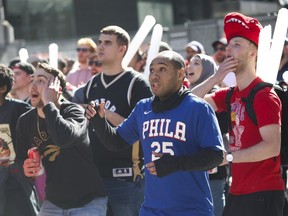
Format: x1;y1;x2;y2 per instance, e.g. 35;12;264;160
89;60;102;67
214;47;226;52
76;47;90;52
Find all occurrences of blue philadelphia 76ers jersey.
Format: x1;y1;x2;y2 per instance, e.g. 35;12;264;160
117;93;224;216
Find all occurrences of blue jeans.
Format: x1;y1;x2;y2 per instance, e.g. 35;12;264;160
104;176;145;216
39;197;107;216
209;179;226;216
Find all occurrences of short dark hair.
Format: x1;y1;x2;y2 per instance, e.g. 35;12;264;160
100;25;130;48
0;64;14;96
156;50;186;71
37;63;66;90
14;62;35;75
159;41;172;52
58;58;67;72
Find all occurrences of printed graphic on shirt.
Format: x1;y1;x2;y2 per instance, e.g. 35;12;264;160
0;124;15;165
43;145;60;162
230;99;245;150
33;130;60;162
142;119;186;141
94;98;116;112
142;119;186;161
34;130;49;146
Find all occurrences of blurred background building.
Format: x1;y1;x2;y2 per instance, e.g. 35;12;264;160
0;0;287;64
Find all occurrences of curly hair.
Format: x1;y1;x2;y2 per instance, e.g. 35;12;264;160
0;64;14;96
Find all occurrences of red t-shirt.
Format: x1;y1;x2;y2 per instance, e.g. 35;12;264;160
212;77;285;195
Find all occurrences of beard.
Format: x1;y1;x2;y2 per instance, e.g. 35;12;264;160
233;53;250;74
233;60;247;75
32;98;44;108
217;55;226;63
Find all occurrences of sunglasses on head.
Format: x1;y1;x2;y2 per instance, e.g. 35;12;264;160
214;47;226;52
76;47;90;52
89;60;102;67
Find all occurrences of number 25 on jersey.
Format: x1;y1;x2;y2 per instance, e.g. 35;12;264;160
151;141;174;161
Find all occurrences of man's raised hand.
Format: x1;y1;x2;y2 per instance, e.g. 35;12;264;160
85;101;105;119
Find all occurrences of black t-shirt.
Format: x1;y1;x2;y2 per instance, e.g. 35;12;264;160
84;70;152;181
15;102;106;209
209;89;229;180
0;98;31;164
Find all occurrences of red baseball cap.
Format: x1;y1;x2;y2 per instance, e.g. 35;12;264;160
224;12;263;46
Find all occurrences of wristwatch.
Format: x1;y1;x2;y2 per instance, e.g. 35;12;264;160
226;152;233;162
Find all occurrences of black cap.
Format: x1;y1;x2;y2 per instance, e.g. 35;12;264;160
13;62;35;75
8;57;21;69
212;38;227;48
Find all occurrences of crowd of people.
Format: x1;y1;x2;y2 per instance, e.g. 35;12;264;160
0;11;287;216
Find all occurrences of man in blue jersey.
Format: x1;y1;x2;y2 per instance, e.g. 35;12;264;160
85;50;224;216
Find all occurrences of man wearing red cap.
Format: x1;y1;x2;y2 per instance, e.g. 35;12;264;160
192;12;285;216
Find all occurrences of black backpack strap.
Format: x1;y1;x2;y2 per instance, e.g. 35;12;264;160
225;86;235;131
244;82;273;125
